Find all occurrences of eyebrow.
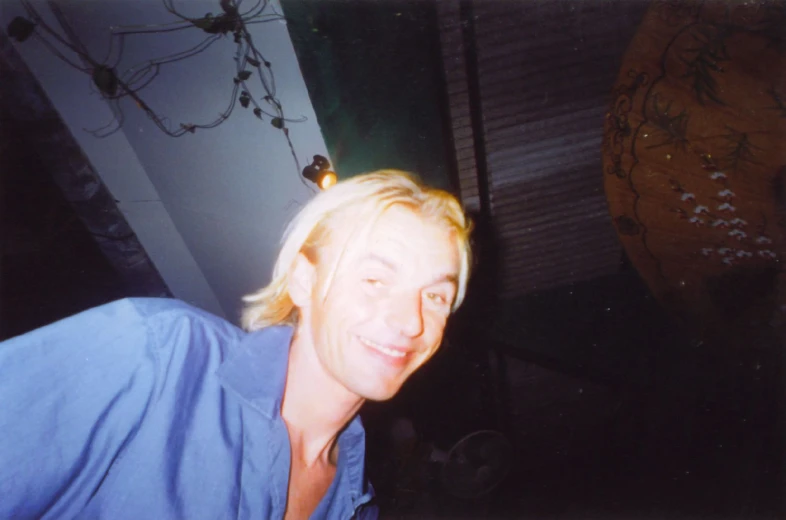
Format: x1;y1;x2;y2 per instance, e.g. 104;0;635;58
361;253;459;287
429;273;459;287
361;253;398;272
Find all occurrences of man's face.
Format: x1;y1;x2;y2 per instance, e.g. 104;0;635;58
299;205;461;401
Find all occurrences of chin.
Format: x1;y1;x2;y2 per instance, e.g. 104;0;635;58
355;383;402;402
364;392;397;403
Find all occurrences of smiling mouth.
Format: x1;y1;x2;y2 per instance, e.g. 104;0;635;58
358;336;408;359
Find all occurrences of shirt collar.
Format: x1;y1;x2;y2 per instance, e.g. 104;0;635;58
216;325;374;509
215;325;294;420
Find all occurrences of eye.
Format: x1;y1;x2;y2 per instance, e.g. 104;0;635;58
363;278;383;288
425;292;447;305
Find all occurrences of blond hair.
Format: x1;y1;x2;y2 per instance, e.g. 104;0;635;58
241;169;473;331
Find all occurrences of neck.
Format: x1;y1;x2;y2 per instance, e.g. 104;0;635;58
281;326;364;468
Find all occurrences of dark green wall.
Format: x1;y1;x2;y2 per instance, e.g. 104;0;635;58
282;0;455;191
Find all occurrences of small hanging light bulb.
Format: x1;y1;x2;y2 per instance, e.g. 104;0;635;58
319;171;337;190
302;155;338;190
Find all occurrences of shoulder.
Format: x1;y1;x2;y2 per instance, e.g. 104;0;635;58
2;297;245;374
82;297;236;333
124;297;243;345
67;296;240;343
4;297;238;343
101;297;246;369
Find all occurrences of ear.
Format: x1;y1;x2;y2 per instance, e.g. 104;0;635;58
288;252;317;309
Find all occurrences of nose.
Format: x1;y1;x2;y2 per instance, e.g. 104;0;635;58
385;292;424;339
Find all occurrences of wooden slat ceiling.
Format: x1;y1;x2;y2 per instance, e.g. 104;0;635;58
439;0;649;299
437;0;482;214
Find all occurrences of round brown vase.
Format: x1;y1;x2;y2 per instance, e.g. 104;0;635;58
602;1;786;346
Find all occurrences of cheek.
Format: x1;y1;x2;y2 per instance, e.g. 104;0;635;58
418;314;449;356
321;281;377;326
425;312;449;338
412;335;445;372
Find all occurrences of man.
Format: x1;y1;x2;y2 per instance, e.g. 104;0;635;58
0;170;473;519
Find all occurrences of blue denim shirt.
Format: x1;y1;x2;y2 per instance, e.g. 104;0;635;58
0;298;377;519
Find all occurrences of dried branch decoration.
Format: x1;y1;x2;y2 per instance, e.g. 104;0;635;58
8;0;312;184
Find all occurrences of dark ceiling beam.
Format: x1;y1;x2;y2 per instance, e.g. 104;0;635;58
0;30;170;299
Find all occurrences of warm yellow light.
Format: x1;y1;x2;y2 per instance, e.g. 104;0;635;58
319;171;337;190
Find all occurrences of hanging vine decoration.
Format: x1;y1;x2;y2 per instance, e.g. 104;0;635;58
7;0;310;181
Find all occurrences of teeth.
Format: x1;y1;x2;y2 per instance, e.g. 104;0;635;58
360;337;406;358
